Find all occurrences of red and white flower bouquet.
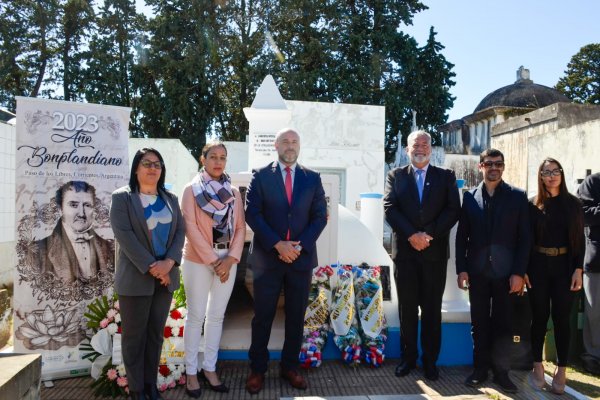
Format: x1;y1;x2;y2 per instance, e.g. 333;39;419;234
81;295;187;397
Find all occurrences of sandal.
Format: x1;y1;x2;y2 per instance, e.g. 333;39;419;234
529;362;545;390
551;367;566;395
528;372;545;390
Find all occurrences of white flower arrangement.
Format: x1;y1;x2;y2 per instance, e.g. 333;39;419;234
81;296;187;397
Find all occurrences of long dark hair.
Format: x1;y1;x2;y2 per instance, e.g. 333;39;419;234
534;157;583;254
128;148;167;193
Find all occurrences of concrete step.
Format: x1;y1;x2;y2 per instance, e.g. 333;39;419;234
0;353;42;400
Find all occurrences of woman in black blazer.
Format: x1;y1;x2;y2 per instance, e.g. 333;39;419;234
110;148;185;400
525;157;584;394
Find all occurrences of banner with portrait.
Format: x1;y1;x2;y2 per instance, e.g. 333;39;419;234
13;97;130;380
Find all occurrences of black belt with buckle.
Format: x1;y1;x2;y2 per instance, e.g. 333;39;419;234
213;242;230;250
534;246;568;256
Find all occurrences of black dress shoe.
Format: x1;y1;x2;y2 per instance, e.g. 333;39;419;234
493;372;518;393
465;369;488;387
394;360;416;377
200;369;230;393
424;364;439;381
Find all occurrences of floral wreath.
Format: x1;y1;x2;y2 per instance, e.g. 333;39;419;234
80;294;187;397
301;264;388;368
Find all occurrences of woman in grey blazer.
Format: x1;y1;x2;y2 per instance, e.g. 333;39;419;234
110;148;185;400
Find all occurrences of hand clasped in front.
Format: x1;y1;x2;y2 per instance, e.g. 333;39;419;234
275;240;302;264
408;232;433;251
149;259;173;286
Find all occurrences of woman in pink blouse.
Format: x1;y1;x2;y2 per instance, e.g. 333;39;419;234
180;142;246;398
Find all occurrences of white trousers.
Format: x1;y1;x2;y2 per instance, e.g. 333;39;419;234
181;251;237;373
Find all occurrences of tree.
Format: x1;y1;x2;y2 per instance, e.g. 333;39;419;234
0;0;61;110
212;0;273;141
60;0;95;101
556;43;600;105
83;1;141;105
135;0;222;156
0;0;99;108
266;0;339;102
264;0;455;162
411;27;456;145
329;2;425;161
0;0;456;163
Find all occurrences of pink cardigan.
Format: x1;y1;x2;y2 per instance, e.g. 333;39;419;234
181;183;246;265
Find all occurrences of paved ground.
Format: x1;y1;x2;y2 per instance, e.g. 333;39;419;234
40;359;583;400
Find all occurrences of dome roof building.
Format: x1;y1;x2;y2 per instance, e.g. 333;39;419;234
474;70;569;113
439;66;570;155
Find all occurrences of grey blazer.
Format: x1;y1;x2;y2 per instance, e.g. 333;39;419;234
110;186;185;295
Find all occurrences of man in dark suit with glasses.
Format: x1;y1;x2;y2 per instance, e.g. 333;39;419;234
456;148;531;393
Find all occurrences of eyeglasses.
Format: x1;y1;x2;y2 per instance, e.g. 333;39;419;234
140;159;162;170
481;161;505;168
541;168;562;177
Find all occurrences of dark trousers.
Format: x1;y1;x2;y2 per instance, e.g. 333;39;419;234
469;274;513;374
249;265;312;373
119;282;173;392
528;253;574;366
395;257;447;366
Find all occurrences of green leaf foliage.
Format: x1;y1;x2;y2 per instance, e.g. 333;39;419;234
261;1;455;162
0;0;456;162
0;0;61;108
556;43;600;105
83;293;114;329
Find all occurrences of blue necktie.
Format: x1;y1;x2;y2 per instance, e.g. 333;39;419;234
416;169;425;202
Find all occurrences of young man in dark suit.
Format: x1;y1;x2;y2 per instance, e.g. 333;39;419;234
245;128;328;394
455;148;531;393
384;130;461;381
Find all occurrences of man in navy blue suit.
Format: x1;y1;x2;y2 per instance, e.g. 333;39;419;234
245;128;327;394
384;130;461;381
456;148;530;394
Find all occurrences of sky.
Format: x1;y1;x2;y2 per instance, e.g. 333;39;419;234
135;0;600;122
405;0;600;121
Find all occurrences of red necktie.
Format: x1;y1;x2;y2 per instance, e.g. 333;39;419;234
285;167;293;205
285;167;292;240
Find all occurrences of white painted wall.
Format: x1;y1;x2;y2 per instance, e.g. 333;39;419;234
286;100;385;216
222;139;249;173
0;122;15;244
243;75;386;217
491;103;600;193
527;120;600;195
0;122;16;286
